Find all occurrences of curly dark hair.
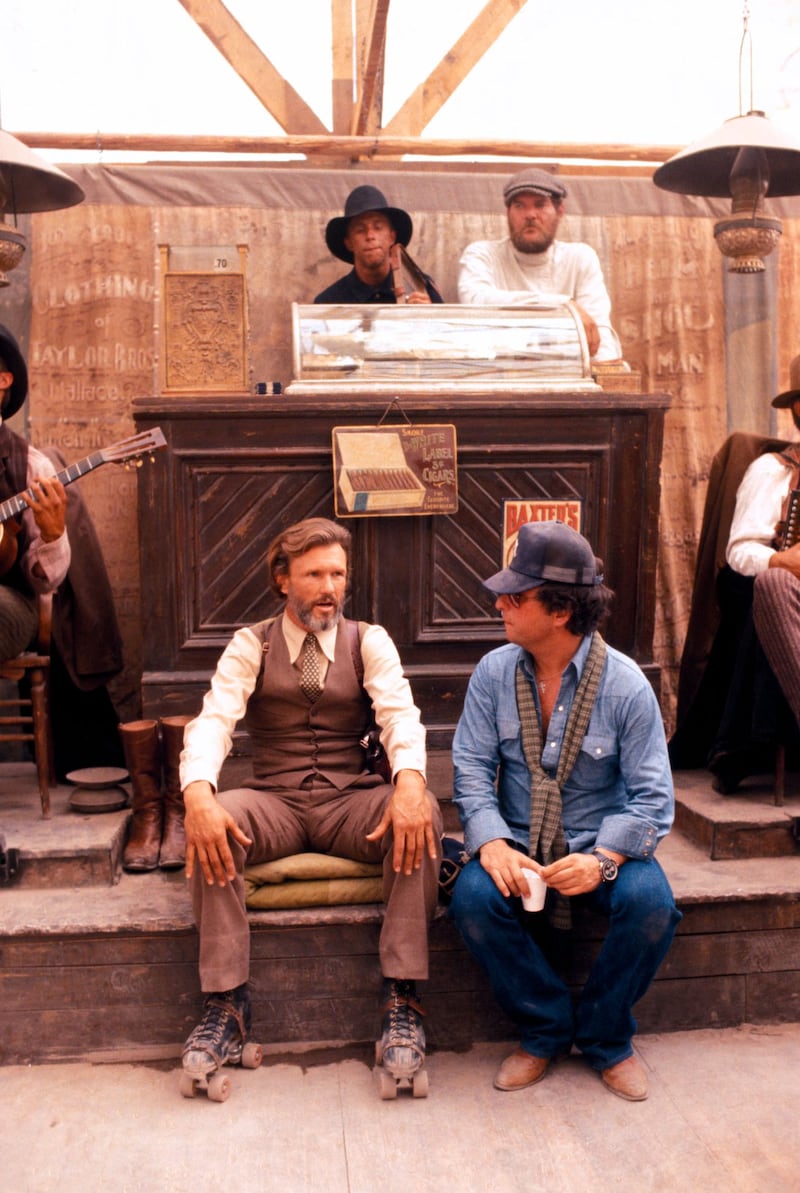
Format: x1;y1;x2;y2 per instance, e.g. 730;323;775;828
266;517;351;597
534;577;615;636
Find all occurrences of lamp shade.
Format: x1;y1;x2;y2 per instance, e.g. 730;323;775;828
653;111;800;198
0;130;84;213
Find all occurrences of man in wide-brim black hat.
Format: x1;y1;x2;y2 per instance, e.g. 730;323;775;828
699;351;800;795
314;184;442;305
0;323;70;658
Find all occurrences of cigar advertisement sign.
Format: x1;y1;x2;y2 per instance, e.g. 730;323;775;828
332;425;458;517
502;499;583;564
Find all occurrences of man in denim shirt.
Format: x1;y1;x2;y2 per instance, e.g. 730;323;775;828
450;520;680;1101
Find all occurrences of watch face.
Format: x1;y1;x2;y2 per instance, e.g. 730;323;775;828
599;857;618;882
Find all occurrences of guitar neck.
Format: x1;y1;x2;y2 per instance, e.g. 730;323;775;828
0;451;106;525
780;488;800;551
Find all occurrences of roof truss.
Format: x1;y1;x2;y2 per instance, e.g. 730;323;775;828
177;0;530;156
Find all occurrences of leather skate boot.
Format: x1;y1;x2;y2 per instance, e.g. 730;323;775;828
119;719;163;873
182;984;252;1077
158;715;192;870
375;979;429;1098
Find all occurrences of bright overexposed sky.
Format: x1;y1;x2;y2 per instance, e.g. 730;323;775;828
3;0;800;163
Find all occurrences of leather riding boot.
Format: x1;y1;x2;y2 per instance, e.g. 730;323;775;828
119;719;163;873
159;715;192;870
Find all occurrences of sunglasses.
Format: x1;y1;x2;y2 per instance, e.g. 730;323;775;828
504;590;540;608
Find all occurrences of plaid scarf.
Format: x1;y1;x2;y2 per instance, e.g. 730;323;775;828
515;631;607;930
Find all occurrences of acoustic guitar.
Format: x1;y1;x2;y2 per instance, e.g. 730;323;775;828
0;427;167;577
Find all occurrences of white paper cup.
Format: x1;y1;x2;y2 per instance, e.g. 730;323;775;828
519;867;547;912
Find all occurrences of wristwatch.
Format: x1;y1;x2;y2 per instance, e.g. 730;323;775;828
593;849;619;883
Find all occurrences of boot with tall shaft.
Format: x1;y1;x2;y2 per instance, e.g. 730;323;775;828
119;719;163;872
159;714;192;870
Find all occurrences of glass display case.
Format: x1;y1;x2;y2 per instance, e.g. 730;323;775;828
288;302;598;394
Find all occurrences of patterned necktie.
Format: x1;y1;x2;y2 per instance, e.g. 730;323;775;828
299;632;322;701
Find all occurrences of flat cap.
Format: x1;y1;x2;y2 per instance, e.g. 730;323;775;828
503;168;567;205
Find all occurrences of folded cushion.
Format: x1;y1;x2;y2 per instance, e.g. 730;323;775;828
244;852;383;909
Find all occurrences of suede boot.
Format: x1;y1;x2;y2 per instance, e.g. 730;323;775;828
119;719;163;872
159;715;192;870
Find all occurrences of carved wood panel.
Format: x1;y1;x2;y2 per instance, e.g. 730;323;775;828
134;392;667;739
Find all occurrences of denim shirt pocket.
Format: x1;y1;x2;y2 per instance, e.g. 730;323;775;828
574;733;619;788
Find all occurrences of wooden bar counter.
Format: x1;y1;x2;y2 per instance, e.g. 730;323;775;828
133;388;670;745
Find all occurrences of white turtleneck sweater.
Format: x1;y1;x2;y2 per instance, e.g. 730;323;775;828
457;237;622;361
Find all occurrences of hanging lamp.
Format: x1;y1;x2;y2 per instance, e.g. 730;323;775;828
653;4;800;272
0;129;84;286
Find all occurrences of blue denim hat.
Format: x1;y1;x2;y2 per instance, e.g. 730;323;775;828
483;520;602;594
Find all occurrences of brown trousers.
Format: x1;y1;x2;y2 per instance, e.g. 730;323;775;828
191;774;443;992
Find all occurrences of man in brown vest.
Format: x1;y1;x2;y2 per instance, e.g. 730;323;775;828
179;516;442;1097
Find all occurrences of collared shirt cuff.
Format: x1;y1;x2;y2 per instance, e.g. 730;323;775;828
179;764;219;793
464;811;520;858
595;818;660;860
390;750;427;784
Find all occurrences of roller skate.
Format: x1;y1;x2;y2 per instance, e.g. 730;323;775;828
374;979;429;1099
180;983;263;1102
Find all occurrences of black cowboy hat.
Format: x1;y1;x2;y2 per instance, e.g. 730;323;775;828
0;323;28;419
772;354;800;408
325;185;413;264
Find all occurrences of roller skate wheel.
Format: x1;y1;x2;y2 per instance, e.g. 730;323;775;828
411;1067;429;1098
208;1070;232;1102
242;1041;263;1069
377;1067;398;1100
179;1071;198;1098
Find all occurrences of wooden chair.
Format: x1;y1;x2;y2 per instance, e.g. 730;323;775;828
0;594;55;818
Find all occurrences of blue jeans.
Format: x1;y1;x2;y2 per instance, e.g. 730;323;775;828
450;856;682;1070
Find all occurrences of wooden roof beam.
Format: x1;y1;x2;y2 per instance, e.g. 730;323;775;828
384;0;529;136
14;129;678;165
176;0;328;135
351;0;391;137
331;0;356;134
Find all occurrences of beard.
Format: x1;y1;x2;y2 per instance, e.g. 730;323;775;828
287;592;343;633
510;225;555;254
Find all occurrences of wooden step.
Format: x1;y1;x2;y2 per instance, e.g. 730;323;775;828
673;770;800;859
3;761;800;1064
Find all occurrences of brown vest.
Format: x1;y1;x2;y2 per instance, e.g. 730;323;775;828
244;618;372;790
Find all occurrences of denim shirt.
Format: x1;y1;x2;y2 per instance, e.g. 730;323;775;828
452;635;674;861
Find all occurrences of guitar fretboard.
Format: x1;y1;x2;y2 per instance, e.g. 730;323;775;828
0;451;106;525
0;429;165;530
780;488;800;551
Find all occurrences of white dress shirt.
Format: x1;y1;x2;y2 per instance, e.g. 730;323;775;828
726;451;793;577
180;612;427;791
